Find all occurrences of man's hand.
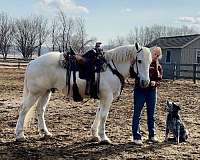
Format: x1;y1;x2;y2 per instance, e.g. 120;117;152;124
151;81;156;86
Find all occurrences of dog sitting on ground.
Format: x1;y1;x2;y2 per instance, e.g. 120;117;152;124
164;100;188;144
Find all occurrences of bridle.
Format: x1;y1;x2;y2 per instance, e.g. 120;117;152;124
135;48;143;75
130;47;143;78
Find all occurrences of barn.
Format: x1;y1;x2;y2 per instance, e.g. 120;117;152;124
147;34;200;79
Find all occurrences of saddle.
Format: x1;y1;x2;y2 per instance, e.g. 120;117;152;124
76;54;103;99
63;49;106;101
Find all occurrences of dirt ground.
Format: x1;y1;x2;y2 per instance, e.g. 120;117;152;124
0;68;200;160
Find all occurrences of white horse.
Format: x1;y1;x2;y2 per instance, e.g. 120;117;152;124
15;43;152;144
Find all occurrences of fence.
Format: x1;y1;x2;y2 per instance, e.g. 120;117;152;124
161;63;200;83
0;59;199;83
0;57;33;68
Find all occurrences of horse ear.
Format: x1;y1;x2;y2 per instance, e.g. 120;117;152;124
135;43;141;51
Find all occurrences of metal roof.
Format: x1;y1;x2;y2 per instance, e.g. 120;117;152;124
146;34;200;49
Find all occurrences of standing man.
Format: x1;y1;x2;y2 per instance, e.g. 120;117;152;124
132;46;163;145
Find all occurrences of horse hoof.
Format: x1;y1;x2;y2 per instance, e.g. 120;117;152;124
89;137;99;143
99;140;112;145
40;134;53;140
46;132;53;137
16;137;26;142
39;130;52;137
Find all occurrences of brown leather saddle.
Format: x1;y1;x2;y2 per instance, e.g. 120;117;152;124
63;47;124;102
63;48;105;101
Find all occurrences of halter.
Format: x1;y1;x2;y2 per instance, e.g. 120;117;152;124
130;47;143;78
135;48;144;77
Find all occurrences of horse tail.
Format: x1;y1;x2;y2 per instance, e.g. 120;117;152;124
24;102;37;129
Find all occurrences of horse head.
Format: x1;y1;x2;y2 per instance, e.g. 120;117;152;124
131;43;152;88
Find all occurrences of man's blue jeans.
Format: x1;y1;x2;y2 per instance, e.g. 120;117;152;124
132;87;157;140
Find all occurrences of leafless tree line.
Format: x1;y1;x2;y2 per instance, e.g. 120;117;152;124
107;25;199;49
0;11;199;59
0;11;95;59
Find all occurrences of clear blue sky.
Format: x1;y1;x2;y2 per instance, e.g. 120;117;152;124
1;0;200;43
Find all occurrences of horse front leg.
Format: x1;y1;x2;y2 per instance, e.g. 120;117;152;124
36;90;52;139
98;94;113;144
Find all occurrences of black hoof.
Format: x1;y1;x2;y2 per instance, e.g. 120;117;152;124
40;134;53;140
99;140;112;145
89;137;99;143
16;137;26;142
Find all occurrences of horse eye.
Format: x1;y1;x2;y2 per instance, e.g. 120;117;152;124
138;60;142;63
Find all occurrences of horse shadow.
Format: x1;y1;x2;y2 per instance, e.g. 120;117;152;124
0;136;180;159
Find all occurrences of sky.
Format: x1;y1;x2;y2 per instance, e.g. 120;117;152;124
1;0;200;44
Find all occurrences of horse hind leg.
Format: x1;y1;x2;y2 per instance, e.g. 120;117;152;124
91;105;101;142
36;90;52;138
16;93;39;141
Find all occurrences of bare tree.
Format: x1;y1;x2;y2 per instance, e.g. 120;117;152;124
71;17;95;53
37;16;49;56
14;16;42;59
115;36;125;46
51;19;58;51
46;9;97;54
49;19;62;52
106;36;125;49
52;11;95;54
75;17;87;52
107;39;116;49
126;30;135;45
58;9;74;52
0;12;14;59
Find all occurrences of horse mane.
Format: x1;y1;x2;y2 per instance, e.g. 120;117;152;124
104;45;137;63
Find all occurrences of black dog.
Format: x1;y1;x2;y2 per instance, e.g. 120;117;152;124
164;100;188;144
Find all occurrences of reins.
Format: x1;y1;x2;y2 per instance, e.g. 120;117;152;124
106;60;125;99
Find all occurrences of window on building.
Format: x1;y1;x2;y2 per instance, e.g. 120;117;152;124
197;50;200;63
166;50;171;63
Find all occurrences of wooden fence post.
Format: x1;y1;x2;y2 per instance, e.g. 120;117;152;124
193;63;197;84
